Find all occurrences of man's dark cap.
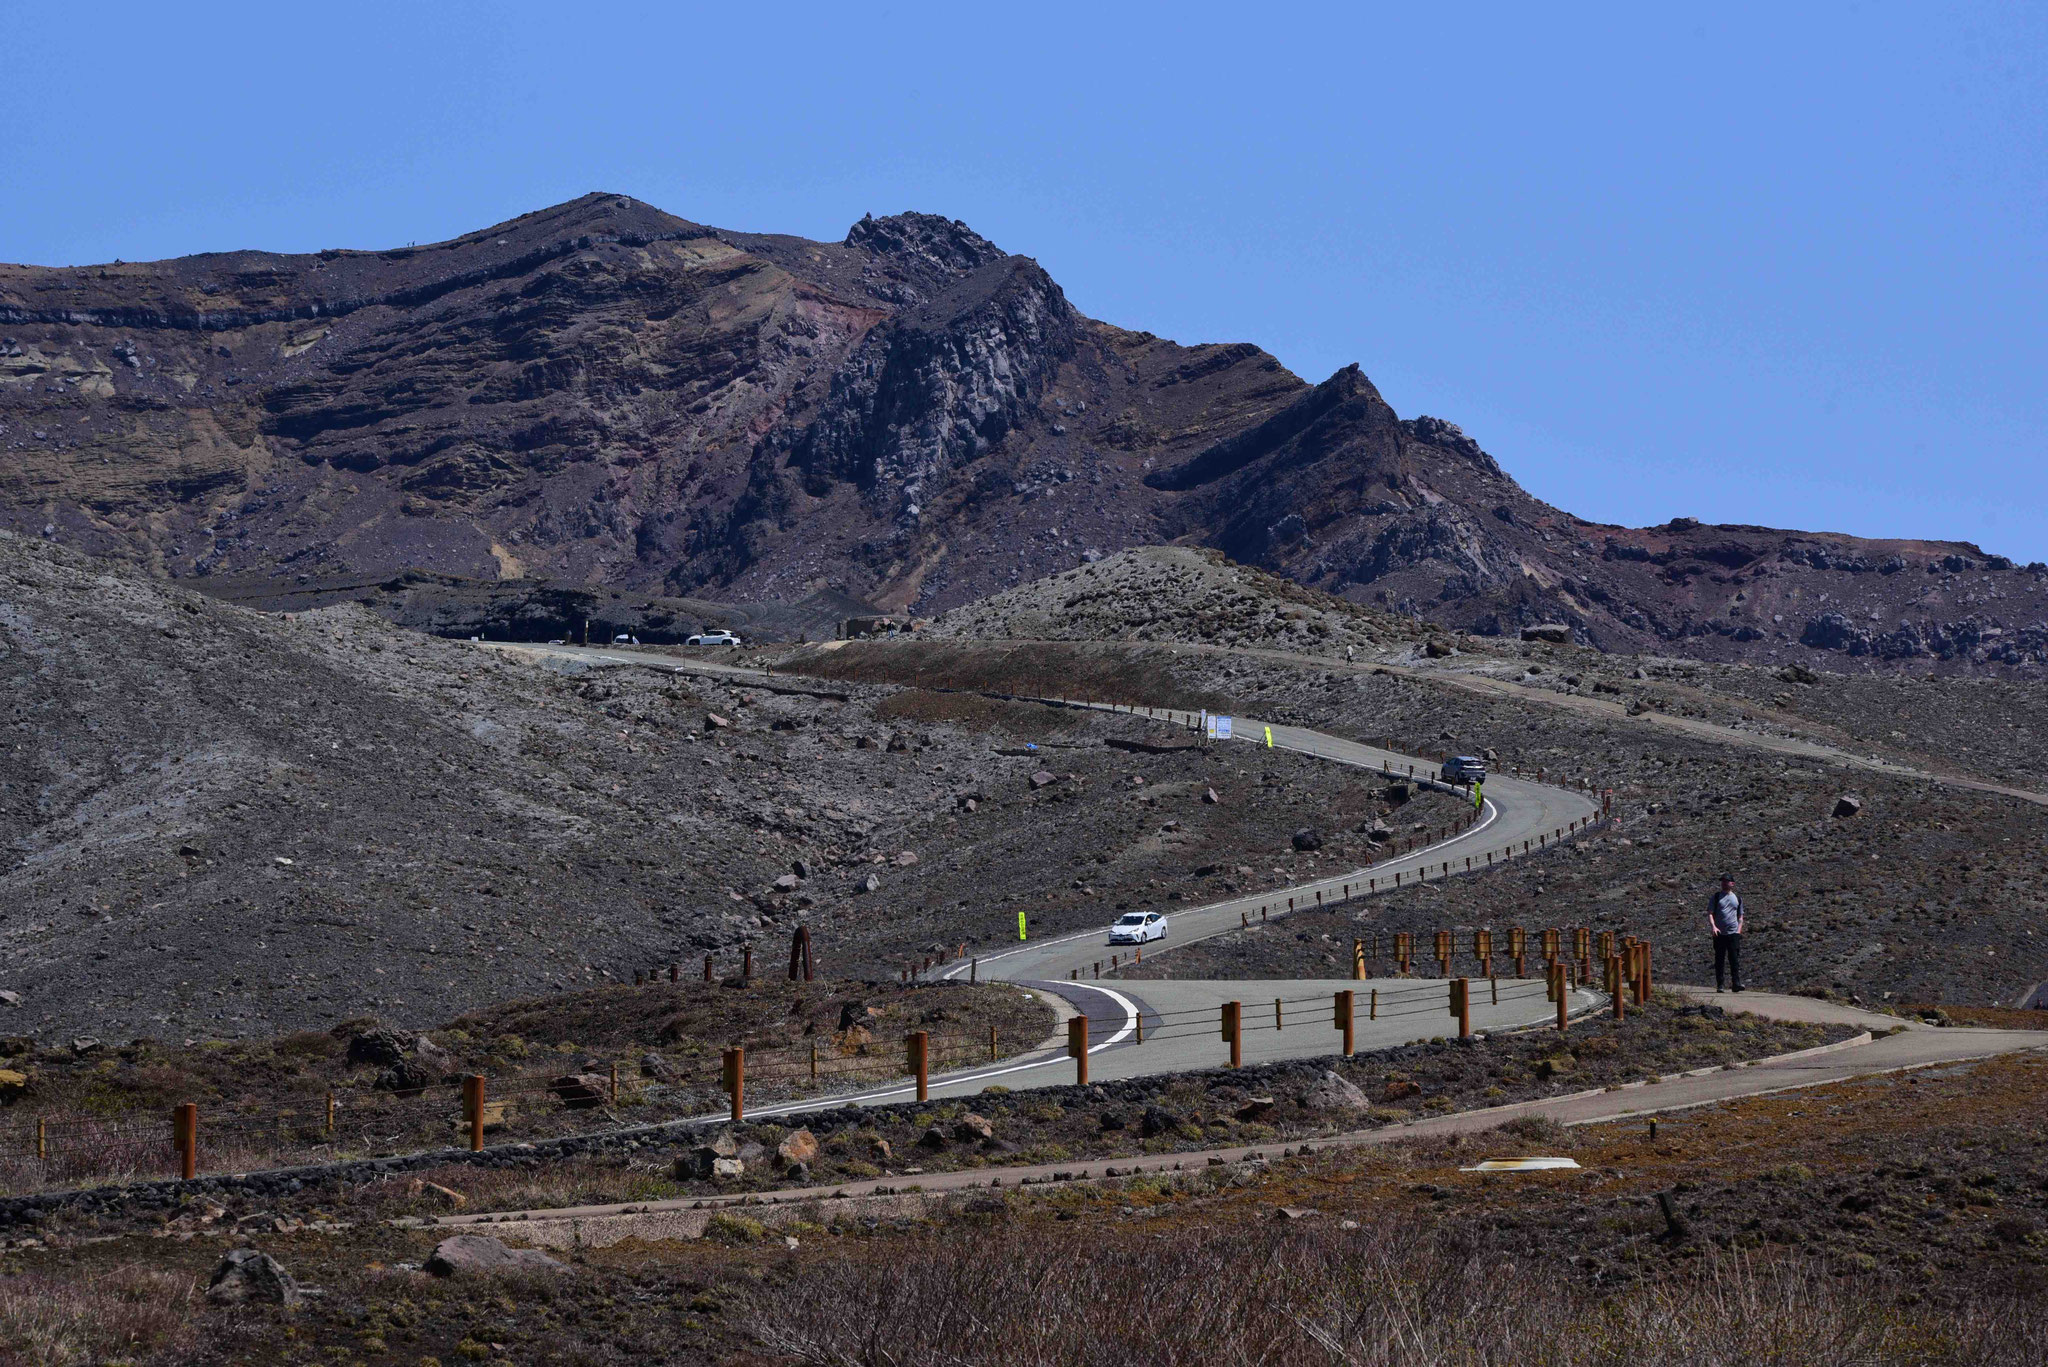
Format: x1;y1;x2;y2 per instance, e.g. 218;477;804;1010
1720;874;1735;884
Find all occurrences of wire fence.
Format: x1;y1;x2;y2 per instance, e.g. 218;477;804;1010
0;1018;1049;1195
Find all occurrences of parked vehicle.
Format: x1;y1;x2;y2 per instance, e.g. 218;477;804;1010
1441;755;1487;784
1107;911;1168;945
688;630;741;646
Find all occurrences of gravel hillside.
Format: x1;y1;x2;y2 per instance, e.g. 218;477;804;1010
0;534;1382;1041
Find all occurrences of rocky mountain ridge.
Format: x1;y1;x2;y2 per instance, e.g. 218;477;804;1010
3;192;2043;672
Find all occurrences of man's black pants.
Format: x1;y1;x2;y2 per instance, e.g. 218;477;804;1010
1713;933;1743;991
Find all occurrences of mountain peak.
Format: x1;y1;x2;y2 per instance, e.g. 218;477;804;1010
845;211;1006;273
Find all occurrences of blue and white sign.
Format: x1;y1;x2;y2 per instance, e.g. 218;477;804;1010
1206;715;1234;740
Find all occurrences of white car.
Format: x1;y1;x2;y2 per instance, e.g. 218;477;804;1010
688;630;741;646
1108;911;1167;945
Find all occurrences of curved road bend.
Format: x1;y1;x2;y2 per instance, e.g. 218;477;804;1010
485;644;1605;1109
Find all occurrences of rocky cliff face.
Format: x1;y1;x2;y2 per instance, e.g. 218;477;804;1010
3;192;2042;671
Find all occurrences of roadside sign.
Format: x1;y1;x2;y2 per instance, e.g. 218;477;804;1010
1206;715;1234;740
1018;911;1028;942
1263;725;1274;748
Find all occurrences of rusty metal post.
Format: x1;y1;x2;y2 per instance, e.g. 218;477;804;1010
609;1062;619;1104
464;1074;485;1152
1640;942;1653;1003
1352;939;1365;980
704;954;713;982
1224;1000;1242;1068
909;1031;930;1102
36;1117;46;1162
1490;975;1499;1006
742;946;753;980
970;957;978;984
1553;964;1569;1031
173;1102;198;1180
989;1024;999;1061
1274;997;1283;1031
1336;989;1354;1056
1454;978;1471;1038
324;1090;335;1135
1068;1016;1089;1085
1370;987;1378;1020
723;1047;745;1122
811;1040;818;1080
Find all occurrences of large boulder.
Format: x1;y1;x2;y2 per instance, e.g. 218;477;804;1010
372;1059;434;1097
1520;623;1572;644
1832;795;1863;818
1301;1071;1369;1113
1291;827;1323;852
411;1036;458;1078
205;1248;301;1307
425;1234;566;1278
344;1025;409;1069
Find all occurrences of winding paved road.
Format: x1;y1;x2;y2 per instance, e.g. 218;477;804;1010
492;644;1607;1108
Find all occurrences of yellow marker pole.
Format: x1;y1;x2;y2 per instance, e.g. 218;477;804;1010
1017;911;1027;942
1263;725;1274;748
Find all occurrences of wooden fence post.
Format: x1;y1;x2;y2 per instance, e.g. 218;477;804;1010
1068;1016;1089;1085
173;1102;198;1180
1336;990;1354;1056
723;1047;745;1123
464;1074;486;1152
909;1031;930;1103
1454;978;1471;1038
1223;1000;1242;1068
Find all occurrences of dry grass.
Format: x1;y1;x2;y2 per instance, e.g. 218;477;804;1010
754;1216;2044;1366
0;1264;200;1367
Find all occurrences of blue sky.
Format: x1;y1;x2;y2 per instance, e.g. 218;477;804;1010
5;2;2043;560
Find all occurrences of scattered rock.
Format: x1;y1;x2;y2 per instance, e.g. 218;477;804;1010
640;1052;678;1082
426;1234;566;1278
773;872;801;891
777;1129;820;1166
205;1248;301;1307
1274;1206;1322;1221
0;990;20;1009
1832;796;1863;818
1381;1079;1422;1102
857;872;881;894
1140;1106;1180;1138
1534;1055;1575;1080
1290;827;1323;852
1423;639;1454;658
0;1069;32;1097
953;1112;995;1142
1202;787;1220;805
68;1037;102;1058
893;850;919;866
1029;770;1057;789
712;1156;745;1180
1301;1070;1369;1112
791;858;812;878
1235;1095;1278;1120
1520;623;1572;643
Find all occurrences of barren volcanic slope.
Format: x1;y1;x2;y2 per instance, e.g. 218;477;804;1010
5;193;2044;672
0;533;1386;1041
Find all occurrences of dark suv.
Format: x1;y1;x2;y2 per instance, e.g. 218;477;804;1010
1441;755;1486;784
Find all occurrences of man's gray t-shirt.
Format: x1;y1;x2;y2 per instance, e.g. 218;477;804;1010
1710;891;1743;935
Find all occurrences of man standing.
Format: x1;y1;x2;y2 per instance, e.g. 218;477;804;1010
1708;875;1745;992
